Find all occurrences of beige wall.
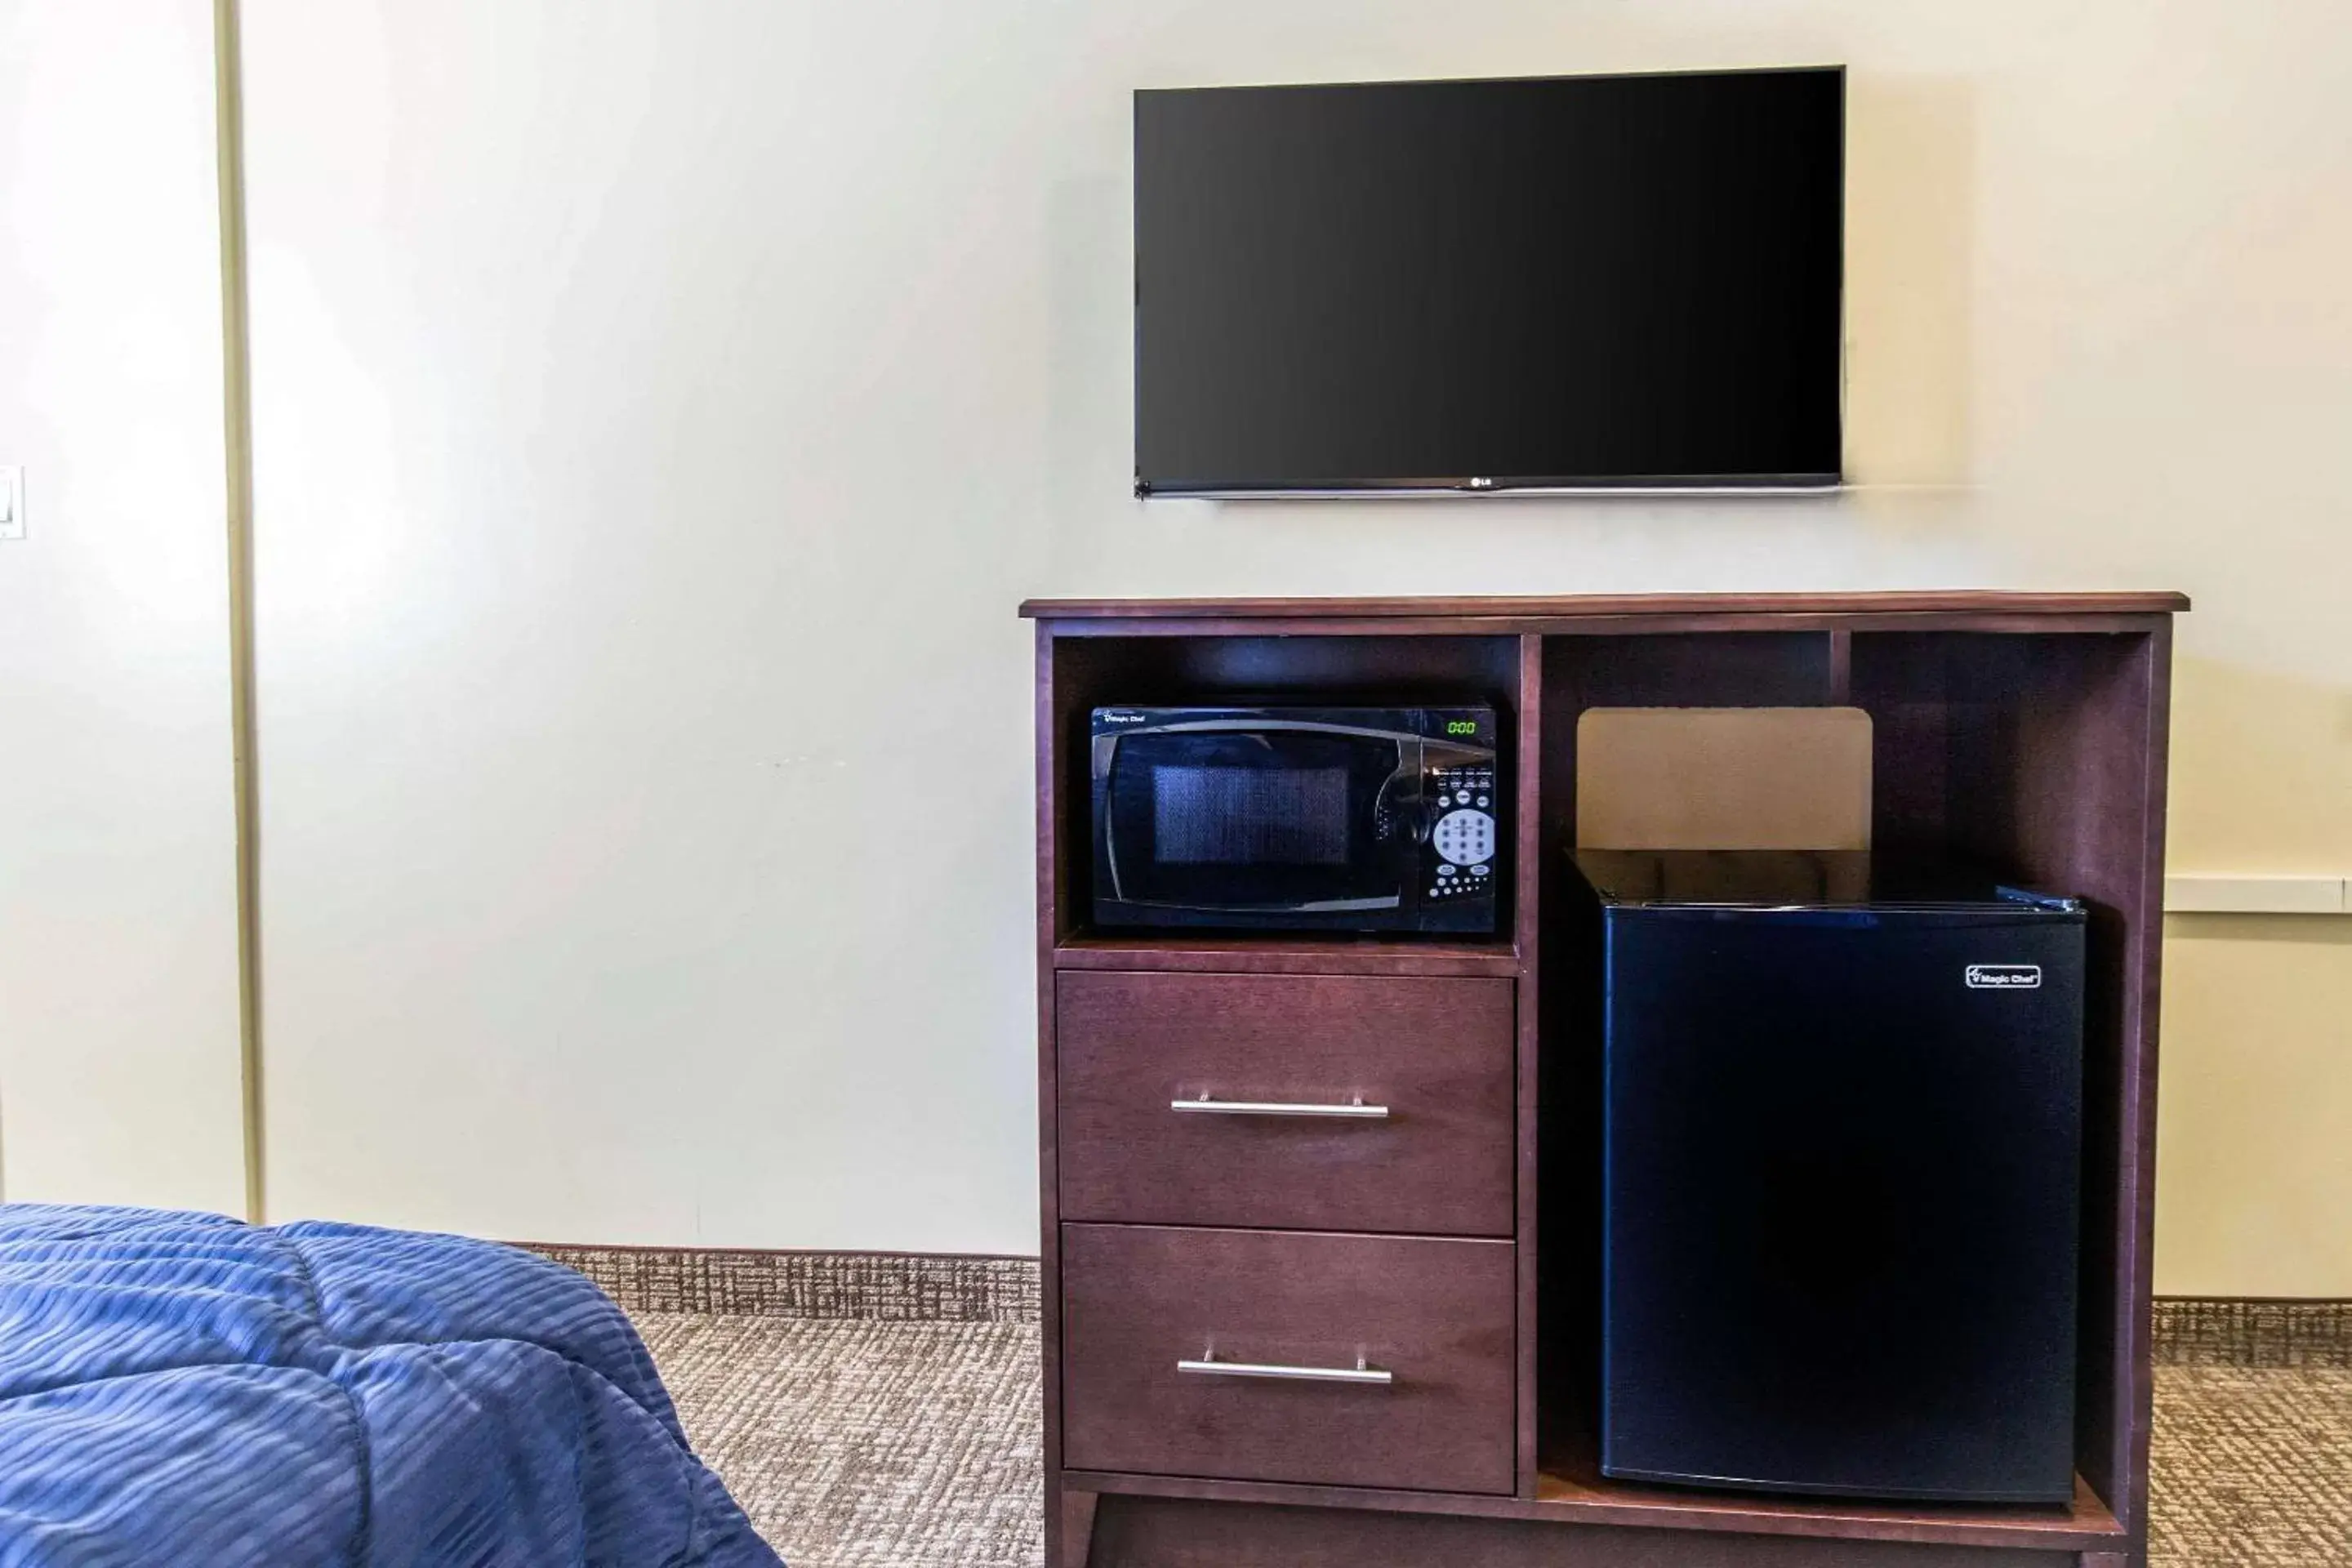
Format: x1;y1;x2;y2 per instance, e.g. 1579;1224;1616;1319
0;1;247;1211
196;2;2352;1278
2159;915;2352;1297
2162;654;2352;1295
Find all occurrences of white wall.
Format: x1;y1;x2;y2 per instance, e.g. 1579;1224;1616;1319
238;2;2352;1274
0;0;246;1212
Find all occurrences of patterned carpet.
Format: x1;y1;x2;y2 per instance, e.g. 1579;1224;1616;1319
591;1253;2352;1568
639;1314;1042;1568
2149;1365;2352;1565
635;1318;2351;1568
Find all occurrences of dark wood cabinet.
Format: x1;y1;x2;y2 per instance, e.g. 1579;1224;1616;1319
1027;591;2183;1568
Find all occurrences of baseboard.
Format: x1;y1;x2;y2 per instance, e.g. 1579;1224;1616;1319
519;1241;1039;1323
2152;1297;2352;1369
524;1243;2351;1361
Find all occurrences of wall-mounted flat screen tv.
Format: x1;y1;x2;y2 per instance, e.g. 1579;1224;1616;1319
1134;67;1845;496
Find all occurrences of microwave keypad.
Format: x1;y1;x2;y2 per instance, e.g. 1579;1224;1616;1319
1430;764;1499;899
1436;765;1496;806
1433;809;1497;863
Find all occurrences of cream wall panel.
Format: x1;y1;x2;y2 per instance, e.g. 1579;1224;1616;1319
238;1;2352;1274
2158;918;2352;1297
0;0;245;1211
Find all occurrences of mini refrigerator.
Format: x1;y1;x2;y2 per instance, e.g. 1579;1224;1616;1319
1577;849;2086;1503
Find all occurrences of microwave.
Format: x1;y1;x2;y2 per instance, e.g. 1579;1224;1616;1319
1089;705;1503;933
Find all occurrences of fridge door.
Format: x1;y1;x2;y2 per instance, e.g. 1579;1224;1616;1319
1601;906;2085;1503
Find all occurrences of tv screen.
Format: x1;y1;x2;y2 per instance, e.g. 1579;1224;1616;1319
1134;68;1845;494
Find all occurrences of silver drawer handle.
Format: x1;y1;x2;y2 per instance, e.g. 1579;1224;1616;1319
1169;1094;1389;1120
1177;1355;1393;1387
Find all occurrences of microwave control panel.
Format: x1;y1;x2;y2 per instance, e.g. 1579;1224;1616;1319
1428;763;1499;899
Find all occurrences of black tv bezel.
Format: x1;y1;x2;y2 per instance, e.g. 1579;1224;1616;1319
1131;65;1848;499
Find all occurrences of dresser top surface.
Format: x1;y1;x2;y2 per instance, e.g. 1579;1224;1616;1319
1019;590;2189;622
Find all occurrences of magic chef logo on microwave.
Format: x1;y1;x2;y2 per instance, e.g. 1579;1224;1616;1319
1966;964;2042;990
1100;711;1147;724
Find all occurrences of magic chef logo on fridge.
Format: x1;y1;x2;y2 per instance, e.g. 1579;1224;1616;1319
1965;964;2042;991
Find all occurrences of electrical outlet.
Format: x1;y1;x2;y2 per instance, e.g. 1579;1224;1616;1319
0;467;23;541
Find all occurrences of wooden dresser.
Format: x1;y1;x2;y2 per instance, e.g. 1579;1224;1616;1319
1024;592;2184;1568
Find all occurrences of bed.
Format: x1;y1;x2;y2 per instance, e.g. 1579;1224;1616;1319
0;1203;782;1566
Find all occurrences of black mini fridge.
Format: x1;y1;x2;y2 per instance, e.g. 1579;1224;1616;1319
1578;849;2085;1504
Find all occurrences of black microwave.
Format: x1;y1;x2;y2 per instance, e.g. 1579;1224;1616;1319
1089;706;1503;933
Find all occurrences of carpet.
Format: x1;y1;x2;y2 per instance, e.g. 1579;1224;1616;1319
637;1313;1042;1568
635;1309;2352;1568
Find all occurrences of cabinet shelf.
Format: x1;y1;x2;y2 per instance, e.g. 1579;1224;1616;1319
1062;1464;2123;1553
1054;933;1521;978
1531;1446;2123;1551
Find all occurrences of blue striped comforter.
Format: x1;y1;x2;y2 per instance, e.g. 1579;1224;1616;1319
0;1205;782;1567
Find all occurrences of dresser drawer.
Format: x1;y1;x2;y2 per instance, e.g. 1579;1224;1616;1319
1056;971;1516;1235
1060;1223;1517;1495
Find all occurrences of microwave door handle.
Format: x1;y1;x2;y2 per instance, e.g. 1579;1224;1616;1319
1096;733;1128;902
1371;751;1404;833
1389;741;1435;844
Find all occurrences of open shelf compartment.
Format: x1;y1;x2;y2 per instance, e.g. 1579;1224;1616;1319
1043;631;1529;956
1534;623;2167;1544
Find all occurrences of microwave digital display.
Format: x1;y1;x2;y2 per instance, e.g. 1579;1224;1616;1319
1089;706;1502;934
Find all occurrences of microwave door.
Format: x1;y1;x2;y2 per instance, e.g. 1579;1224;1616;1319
1101;729;1416;917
